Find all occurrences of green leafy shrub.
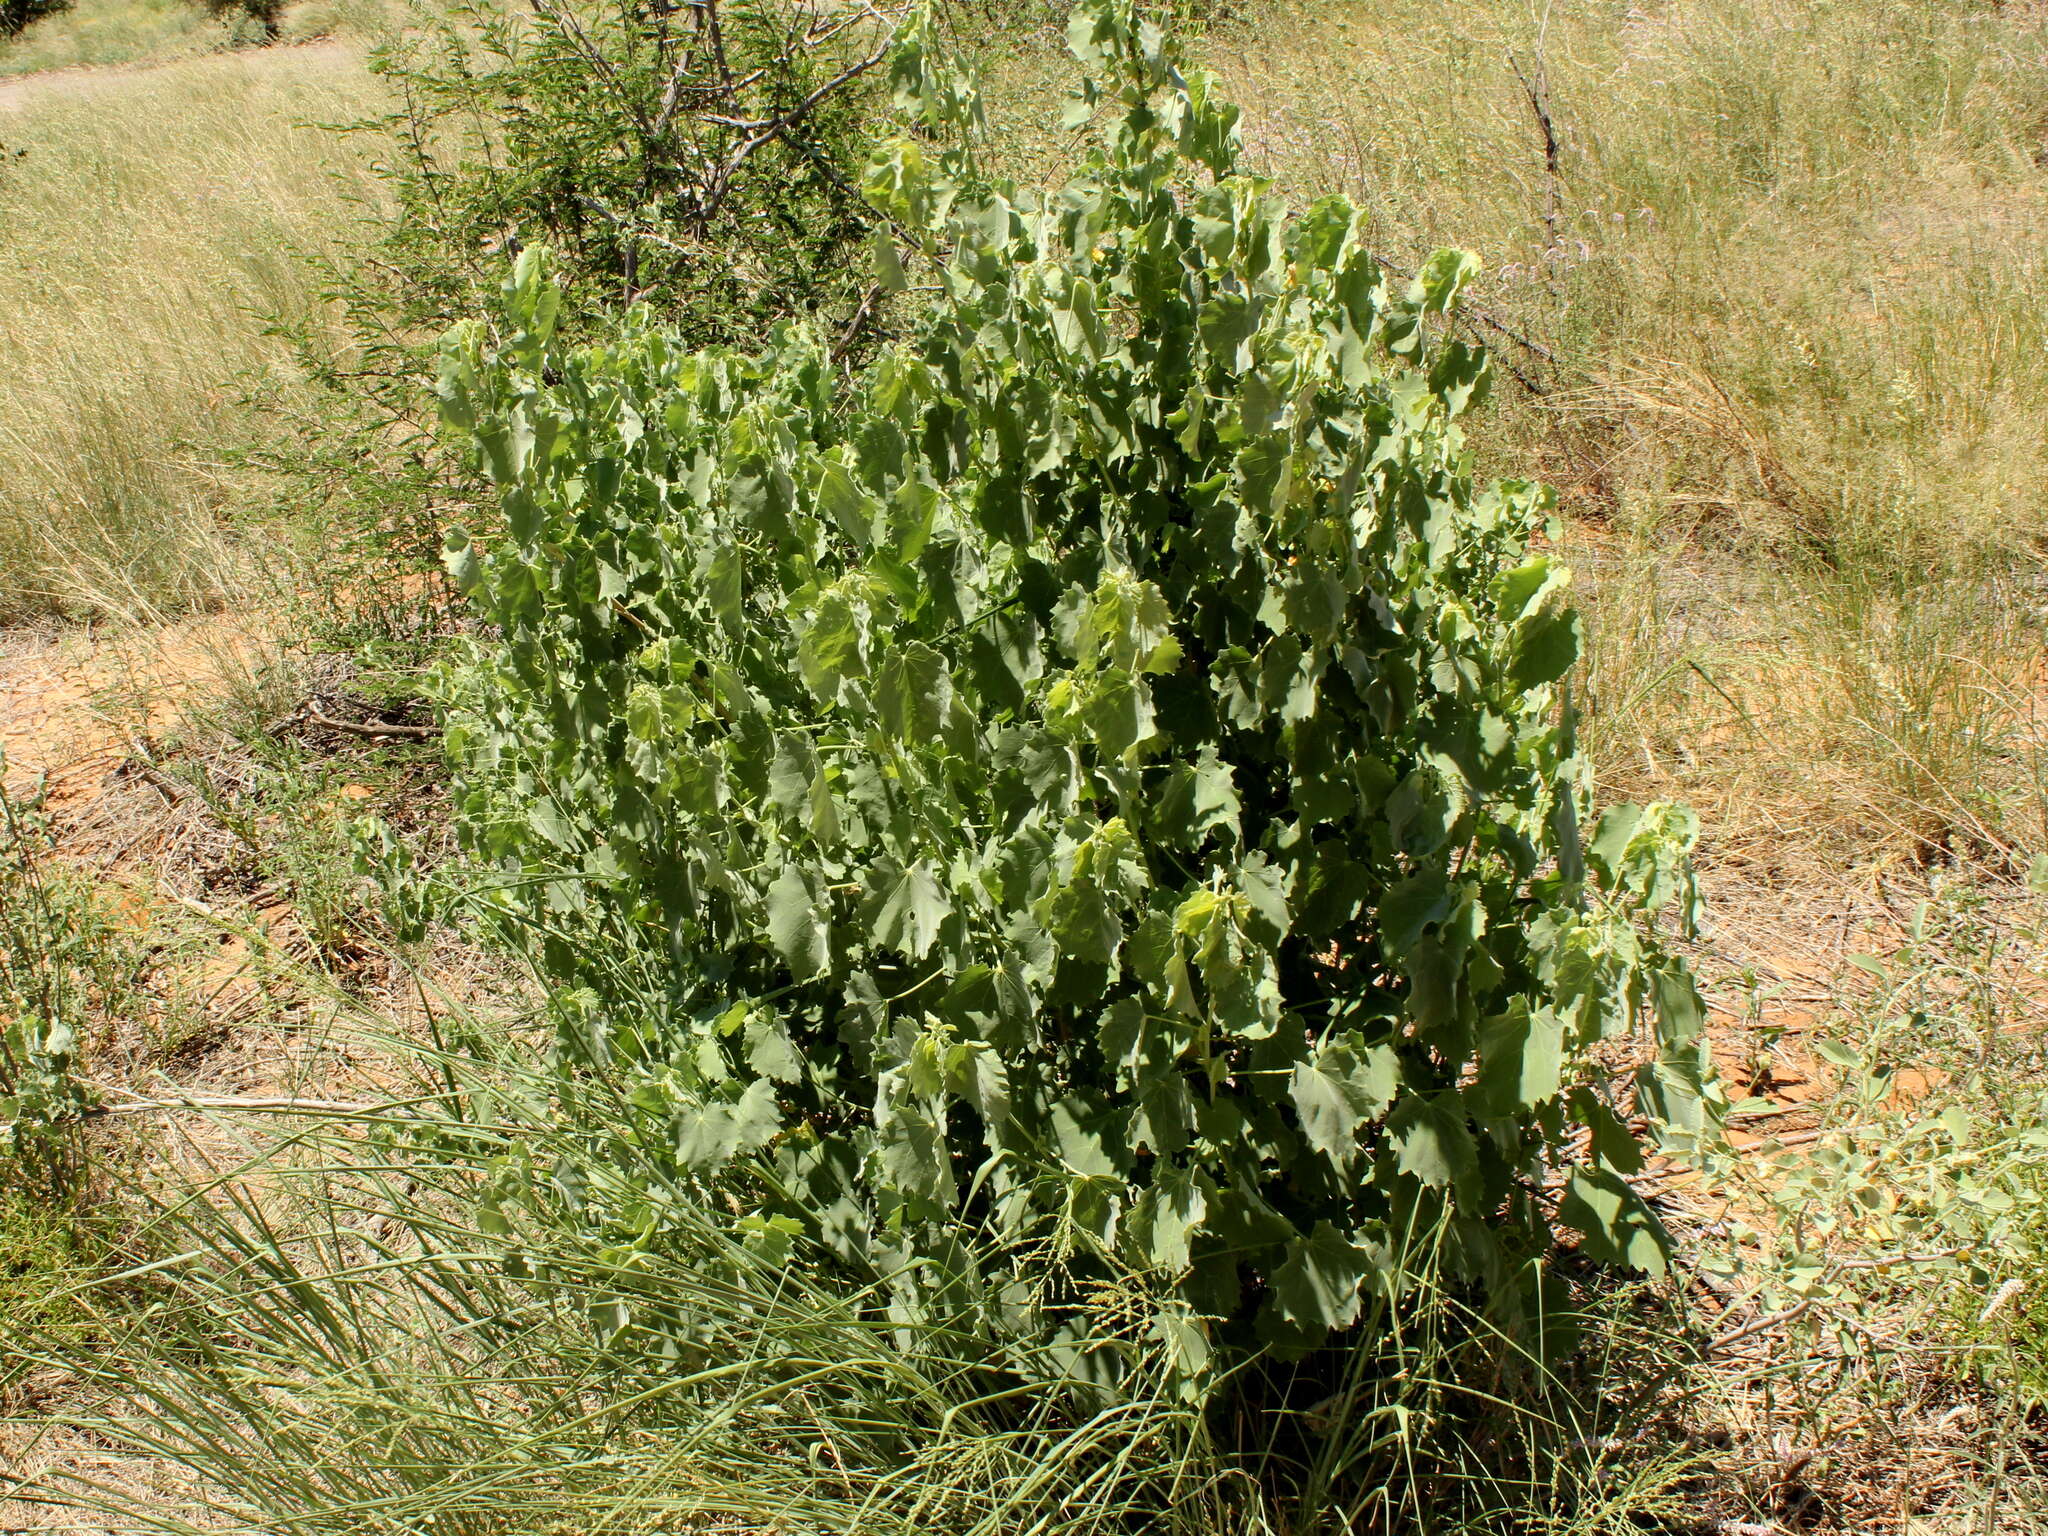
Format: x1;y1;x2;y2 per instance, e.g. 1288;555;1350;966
433;0;1717;1394
198;0;282;42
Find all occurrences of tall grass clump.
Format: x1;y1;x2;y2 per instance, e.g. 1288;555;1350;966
0;0;289;78
2;990;1724;1536
0;44;384;622
9;1032;1231;1536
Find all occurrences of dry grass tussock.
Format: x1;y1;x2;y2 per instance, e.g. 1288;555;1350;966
0;618;523;1533
0;39;387;625
1567;532;2048;882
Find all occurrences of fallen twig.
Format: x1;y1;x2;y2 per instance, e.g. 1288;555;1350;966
305;707;439;741
1507;46;1562;249
88;1092;400;1117
1711;1299;1813;1352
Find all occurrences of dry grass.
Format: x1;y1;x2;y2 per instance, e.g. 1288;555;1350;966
1561;532;2048;884
0;0;262;79
1182;0;2048;878
0;40;386;625
1208;0;2048;541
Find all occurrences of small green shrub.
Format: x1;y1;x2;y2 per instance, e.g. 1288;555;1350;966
198;0;280;42
0;763;114;1196
0;1183;129;1397
434;0;1717;1397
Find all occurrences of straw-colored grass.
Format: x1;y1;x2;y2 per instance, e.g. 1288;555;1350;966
0;0;388;78
0;40;384;624
0;0;260;79
1171;0;2048;875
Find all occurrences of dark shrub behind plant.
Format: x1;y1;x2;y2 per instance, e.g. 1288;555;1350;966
1;0;67;38
271;0;893;636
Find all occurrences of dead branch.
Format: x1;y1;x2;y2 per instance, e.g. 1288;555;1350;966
305;707;440;741
1508;45;1562;249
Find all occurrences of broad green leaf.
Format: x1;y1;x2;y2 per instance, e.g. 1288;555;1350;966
1587;803;1644;885
475;411;534;484
706;543;744;632
1268;1221;1373;1330
875;641;953;742
731;1077;782;1153
625;684;661;743
946;1040;1011;1129
1135;1165;1208;1272
768;733;820;818
674;1096;742;1172
1290;1036;1397;1166
745;1011;804;1084
443;530;482;593
1507;603;1582;691
877;1087;953;1205
1389;1092;1477;1191
1379;869;1452;960
1413;247;1479;314
1428;338;1490;416
1651;965;1706;1046
1559;1167;1670;1278
815;459;878;549
1152;1305;1213;1380
798;590;866;700
1051;1096;1123;1178
1041;876;1123;966
1811;1036;1860;1070
863;858;950;960
1495;557;1559;623
1573;1088;1644;1176
1155;748;1240;847
874;226;907;293
1476;1004;1564;1112
1387;763;1460;859
765;864;831;978
1082;671;1155;759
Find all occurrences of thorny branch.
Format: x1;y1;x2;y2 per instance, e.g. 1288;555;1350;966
1508;44;1562;250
